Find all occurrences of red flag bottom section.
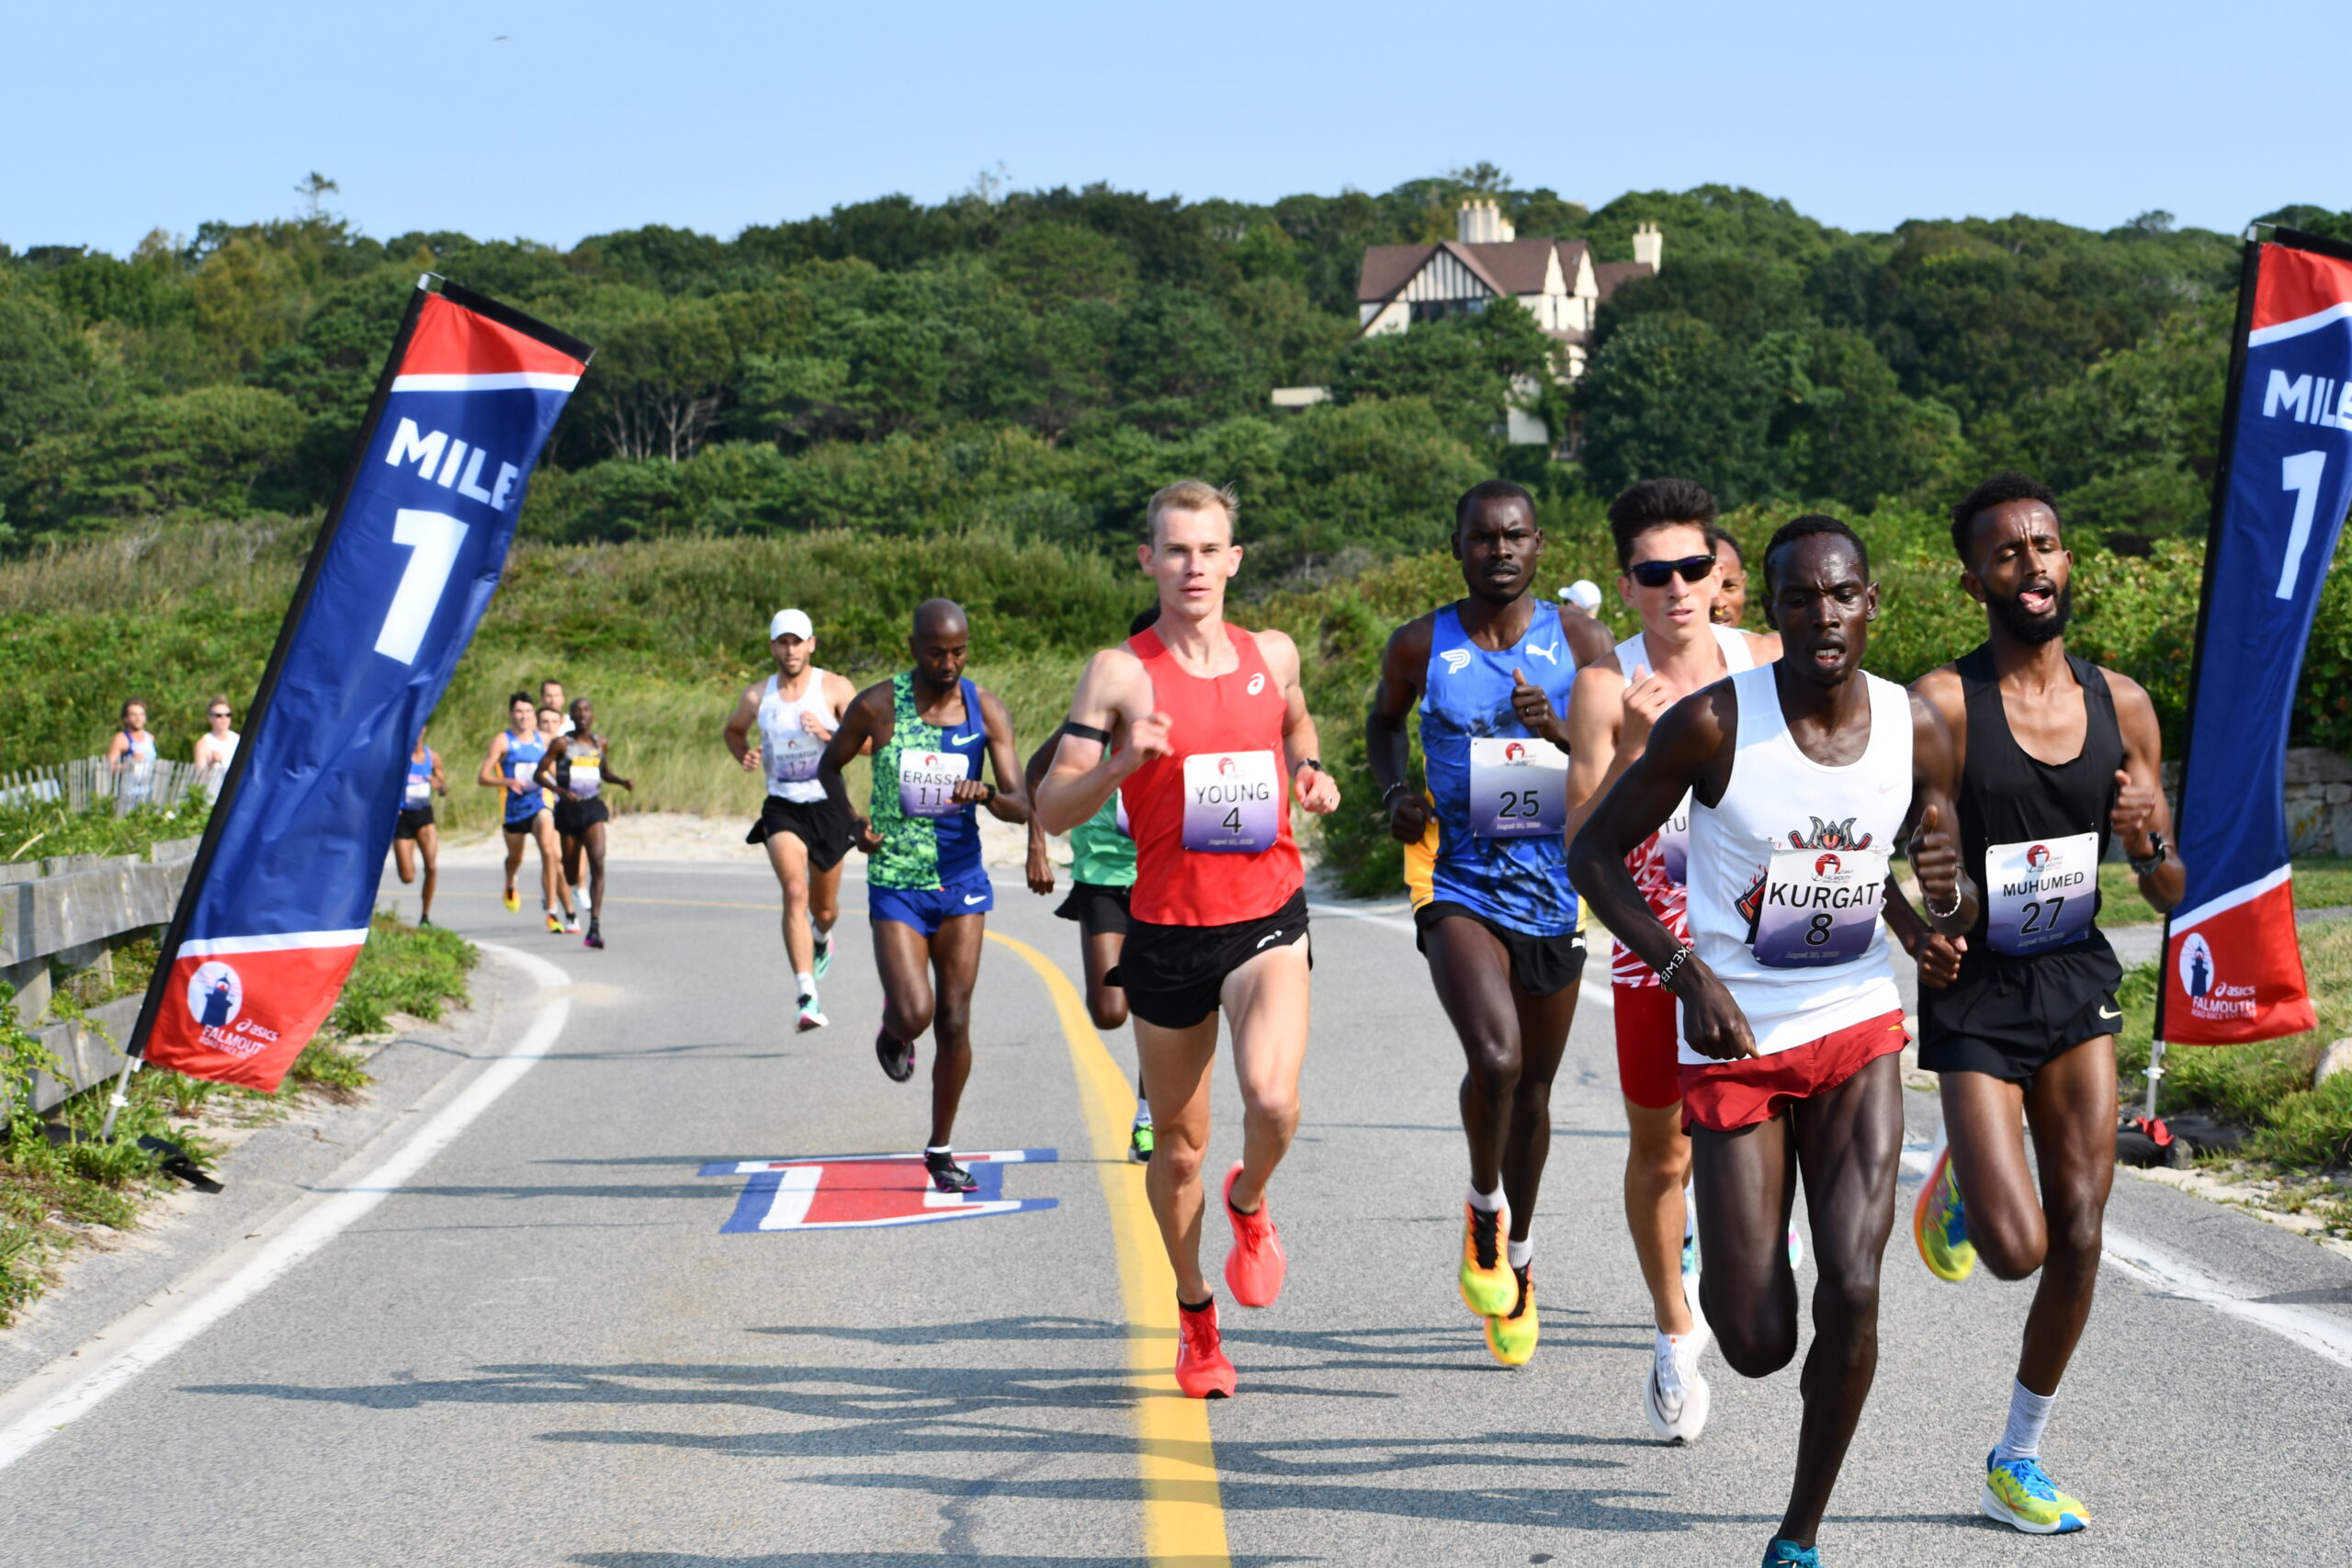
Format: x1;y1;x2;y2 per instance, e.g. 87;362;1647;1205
143;934;366;1089
2163;873;2316;1044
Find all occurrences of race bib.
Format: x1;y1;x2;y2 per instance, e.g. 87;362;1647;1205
1182;750;1280;852
508;758;536;784
569;750;603;799
897;749;971;818
1657;791;1694;884
769;734;823;785
1984;831;2098;956
1467;736;1567;839
403;774;430;807
1750;847;1889;968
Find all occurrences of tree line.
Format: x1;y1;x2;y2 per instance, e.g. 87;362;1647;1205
4;171;2346;582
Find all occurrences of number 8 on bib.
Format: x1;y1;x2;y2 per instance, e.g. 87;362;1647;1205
1750;846;1888;968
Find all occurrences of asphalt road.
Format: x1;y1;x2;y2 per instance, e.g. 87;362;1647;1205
3;859;2349;1566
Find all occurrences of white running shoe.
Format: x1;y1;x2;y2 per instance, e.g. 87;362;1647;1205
1643;1332;1713;1443
564;910;581;934
797;995;828;1033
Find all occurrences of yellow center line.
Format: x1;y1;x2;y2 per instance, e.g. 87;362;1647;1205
987;931;1231;1568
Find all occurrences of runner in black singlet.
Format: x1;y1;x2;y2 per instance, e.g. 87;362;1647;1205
1888;471;2184;1538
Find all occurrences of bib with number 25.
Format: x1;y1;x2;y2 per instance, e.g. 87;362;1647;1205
1467;736;1567;839
1984;831;2098;956
897;750;970;818
1182;750;1279;852
1751;846;1889;968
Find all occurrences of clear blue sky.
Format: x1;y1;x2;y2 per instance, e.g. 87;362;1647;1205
13;0;2347;256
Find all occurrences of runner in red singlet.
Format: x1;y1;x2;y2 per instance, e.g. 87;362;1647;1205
1035;479;1340;1399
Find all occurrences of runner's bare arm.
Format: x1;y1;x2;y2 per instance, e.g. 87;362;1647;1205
723;682;763;772
532;735;565;794
1903;691;1979;938
430;751;447;795
603;738;635;793
2106;670;2184;913
1568;684;1758;1059
1560;659;1628;843
1366;616;1433;843
479;732;513;793
1022;726;1066;896
818;683;890;851
1035;647;1155;835
825;672;870;752
1559;603;1616;669
1886;664;1972;984
1263;629;1339;815
968;687;1029;824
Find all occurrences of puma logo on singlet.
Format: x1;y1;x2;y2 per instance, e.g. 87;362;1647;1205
1525;641;1558;665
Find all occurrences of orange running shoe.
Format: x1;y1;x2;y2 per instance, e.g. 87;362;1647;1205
1222;1161;1287;1308
1173;1298;1237;1399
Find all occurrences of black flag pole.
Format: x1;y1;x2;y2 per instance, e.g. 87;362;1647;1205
96;280;436;1141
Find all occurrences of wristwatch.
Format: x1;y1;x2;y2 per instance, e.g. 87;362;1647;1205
1296;758;1327;777
2129;831;2168;876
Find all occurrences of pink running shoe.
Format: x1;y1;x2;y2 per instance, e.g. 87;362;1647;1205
1222;1161;1287;1308
1173;1299;1237;1398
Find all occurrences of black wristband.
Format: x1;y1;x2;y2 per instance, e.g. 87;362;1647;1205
1296;758;1326;776
1380;781;1408;807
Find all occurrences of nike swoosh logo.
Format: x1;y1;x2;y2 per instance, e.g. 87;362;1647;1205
2098;1005;2120;1020
950;732;980;745
1256;932;1282;949
964;894;988;905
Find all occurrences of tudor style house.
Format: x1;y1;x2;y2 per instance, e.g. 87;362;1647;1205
1349;200;1662;445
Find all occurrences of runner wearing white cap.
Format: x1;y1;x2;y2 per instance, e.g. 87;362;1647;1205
726;608;865;1032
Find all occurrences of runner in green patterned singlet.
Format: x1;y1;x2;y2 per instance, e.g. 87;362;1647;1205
818;599;1030;1193
1025;604;1159;1160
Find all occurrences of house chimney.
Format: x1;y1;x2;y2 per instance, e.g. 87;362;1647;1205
1633;221;1663;272
1458;198;1514;245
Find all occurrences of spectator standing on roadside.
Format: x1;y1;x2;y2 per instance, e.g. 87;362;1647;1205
193;697;240;787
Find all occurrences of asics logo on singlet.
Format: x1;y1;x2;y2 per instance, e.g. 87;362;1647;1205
1246;673;1266;695
1525;641;1559;665
1440;649;1474;674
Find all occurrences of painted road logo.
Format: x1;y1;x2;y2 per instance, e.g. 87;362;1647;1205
700;1148;1058;1232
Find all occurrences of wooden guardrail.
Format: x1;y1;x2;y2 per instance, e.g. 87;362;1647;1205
0;756;209;819
1;837;202;1114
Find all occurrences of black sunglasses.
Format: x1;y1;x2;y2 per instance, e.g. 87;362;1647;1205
1628;555;1718;589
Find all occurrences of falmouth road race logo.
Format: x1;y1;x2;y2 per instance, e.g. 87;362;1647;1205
2179;931;2217;999
2027;842;2052;872
187;961;243;1030
1815;852;1844;878
1217;756;1237;775
1504;741;1527;763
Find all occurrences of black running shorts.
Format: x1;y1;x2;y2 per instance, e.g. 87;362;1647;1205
1413;900;1588;998
1917;939;2124;1089
394;806;435;840
553;795;609;837
746;793;854;873
1111;888;1310;1031
1055;881;1132;941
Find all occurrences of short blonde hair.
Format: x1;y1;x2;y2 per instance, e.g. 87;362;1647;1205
1145;479;1239;544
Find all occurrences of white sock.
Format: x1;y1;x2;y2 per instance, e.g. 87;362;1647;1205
1994;1378;2057;1463
1507;1237;1532;1270
1134;1104;1152;1126
795;971;817;1000
925;1144;951;1157
1466;1182;1504;1213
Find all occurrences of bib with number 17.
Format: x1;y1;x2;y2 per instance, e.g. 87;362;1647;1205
1984;831;2097;955
1750;846;1889;968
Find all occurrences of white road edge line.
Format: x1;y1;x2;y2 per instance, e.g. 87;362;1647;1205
1897;1147;2352;1371
0;942;571;1472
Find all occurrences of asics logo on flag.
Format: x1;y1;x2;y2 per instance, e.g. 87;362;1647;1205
1441;649;1473;675
1247;673;1266;695
1526;641;1559;665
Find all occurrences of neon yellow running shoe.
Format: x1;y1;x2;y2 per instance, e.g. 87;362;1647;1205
1458;1201;1514;1317
1913;1133;1976;1282
503;884;520;912
1982;1451;2090;1534
1484;1264;1537;1365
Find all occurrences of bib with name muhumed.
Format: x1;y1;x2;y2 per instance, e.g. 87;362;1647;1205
1182;750;1280;852
1984;830;2098;956
1467;736;1567;839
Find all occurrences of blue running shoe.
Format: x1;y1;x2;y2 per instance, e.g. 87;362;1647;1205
1982;1450;2089;1534
1762;1539;1818;1566
1914;1131;1976;1281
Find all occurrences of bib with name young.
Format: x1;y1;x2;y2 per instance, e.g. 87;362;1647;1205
1984;831;2098;956
1182;750;1280;852
1748;846;1891;968
1467;736;1567;839
897;749;972;818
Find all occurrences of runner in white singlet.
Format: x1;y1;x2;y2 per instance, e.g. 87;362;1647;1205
725;609;865;1032
1570;515;1975;1568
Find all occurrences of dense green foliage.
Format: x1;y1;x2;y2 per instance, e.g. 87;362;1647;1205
8;176;2340;573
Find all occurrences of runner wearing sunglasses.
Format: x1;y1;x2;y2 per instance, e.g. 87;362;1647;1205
1563;479;1779;1438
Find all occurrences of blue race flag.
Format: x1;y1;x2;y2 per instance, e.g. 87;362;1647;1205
2160;233;2352;1045
135;283;593;1089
